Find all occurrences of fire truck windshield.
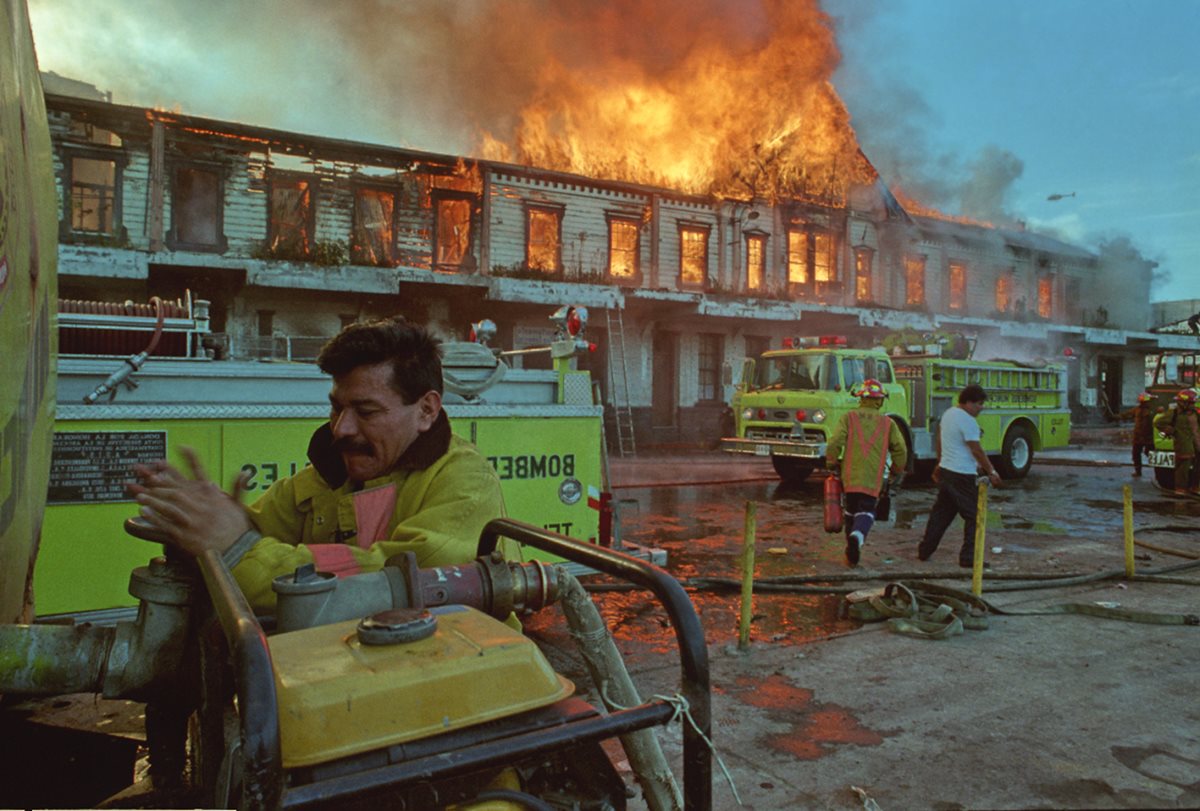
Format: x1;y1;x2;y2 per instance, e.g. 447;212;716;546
754;354;836;391
1155;353;1198;387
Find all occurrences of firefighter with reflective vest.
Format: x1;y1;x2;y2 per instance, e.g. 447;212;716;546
1153;388;1200;495
1117;392;1157;477
825;379;908;566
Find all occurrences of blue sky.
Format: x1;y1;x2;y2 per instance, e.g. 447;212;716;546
826;0;1199;303
29;0;1198;304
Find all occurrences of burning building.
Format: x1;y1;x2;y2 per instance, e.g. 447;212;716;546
41;0;1186;446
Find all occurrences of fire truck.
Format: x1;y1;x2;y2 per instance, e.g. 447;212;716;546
721;334;1072;483
1142;346;1200;489
39;298;652;621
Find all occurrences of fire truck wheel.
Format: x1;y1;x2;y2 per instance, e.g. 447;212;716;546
771;456;814;483
998;424;1034;479
1153;466;1175;489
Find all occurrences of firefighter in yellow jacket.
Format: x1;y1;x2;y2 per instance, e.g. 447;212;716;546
825;379;909;566
129;317;519;612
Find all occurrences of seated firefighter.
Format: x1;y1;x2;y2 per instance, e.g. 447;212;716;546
130;317;518;612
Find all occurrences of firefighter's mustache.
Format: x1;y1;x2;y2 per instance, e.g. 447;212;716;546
332;438;373;455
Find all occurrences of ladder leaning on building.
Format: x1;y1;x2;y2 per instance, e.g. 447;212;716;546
605;308;637;457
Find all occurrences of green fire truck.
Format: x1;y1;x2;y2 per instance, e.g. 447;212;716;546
721;335;1072;483
1143;348;1200;490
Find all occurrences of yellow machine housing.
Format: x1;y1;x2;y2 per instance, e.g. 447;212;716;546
270;604;573;768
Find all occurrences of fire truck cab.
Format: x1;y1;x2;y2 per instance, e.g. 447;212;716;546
1144;349;1200;489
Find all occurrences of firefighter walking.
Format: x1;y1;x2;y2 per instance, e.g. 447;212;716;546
1118;392;1157;477
825;379;908;566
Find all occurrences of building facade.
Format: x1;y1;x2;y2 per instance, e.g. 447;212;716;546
46;91;1190;449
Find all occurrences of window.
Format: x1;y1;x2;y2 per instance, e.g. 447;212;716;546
745;233;766;292
854;248;873;302
904;256;926;306
698;333;722;401
995;272;1013;312
679;224;710;287
256;310;274;337
268;173;314;259
607;216;639;280
813;232;833;283
948;261;967;312
170;164;224;251
526;205;562;273
352;187;396;266
787;225;837;287
787;229;809;284
69;156;120;235
1038;276;1054;319
435;194;473;270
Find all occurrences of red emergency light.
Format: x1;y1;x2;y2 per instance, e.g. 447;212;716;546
818;335;848;346
795;409;807;422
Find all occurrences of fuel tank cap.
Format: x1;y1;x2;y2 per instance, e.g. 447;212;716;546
356;608;438;646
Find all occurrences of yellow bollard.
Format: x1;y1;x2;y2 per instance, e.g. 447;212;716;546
1123;484;1136;577
738;501;757;650
972;481;988;596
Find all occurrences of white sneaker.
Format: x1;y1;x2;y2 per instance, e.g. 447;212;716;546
846;531;864;566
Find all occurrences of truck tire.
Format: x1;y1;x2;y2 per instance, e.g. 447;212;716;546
997;424;1034;479
772;456;814;483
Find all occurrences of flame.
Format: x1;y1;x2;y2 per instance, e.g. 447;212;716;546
474;0;874;204
892;185;995;228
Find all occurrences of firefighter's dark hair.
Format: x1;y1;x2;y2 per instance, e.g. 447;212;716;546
317;317;443;403
958;383;988;405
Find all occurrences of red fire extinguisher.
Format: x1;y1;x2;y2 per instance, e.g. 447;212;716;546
824;473;844;533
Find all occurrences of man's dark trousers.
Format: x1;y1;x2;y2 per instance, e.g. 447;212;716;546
919;469;980;564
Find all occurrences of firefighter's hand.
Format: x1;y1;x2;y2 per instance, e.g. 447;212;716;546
986;470;1002;488
932;465;941;484
825;458;839;472
129;447;252;557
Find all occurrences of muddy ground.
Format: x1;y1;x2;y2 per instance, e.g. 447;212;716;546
520;446;1200;809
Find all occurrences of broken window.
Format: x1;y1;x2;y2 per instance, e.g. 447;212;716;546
69;156;119;234
352;187;396;266
435;194;473;270
698;333;723;401
995;272;1013;312
679;225;710;287
526;205;562;273
854;248;873;302
170;165;223;250
787;229;809;284
1037;276;1054;319
949;261;967;312
745;233;766;292
904;255;926;307
608;216;639;280
268;173;313;259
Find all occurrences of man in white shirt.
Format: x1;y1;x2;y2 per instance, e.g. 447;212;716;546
918;384;1002;567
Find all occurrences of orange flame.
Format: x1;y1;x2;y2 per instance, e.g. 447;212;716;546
474;0;874;204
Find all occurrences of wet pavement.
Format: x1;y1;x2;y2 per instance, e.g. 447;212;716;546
524;440;1200;809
